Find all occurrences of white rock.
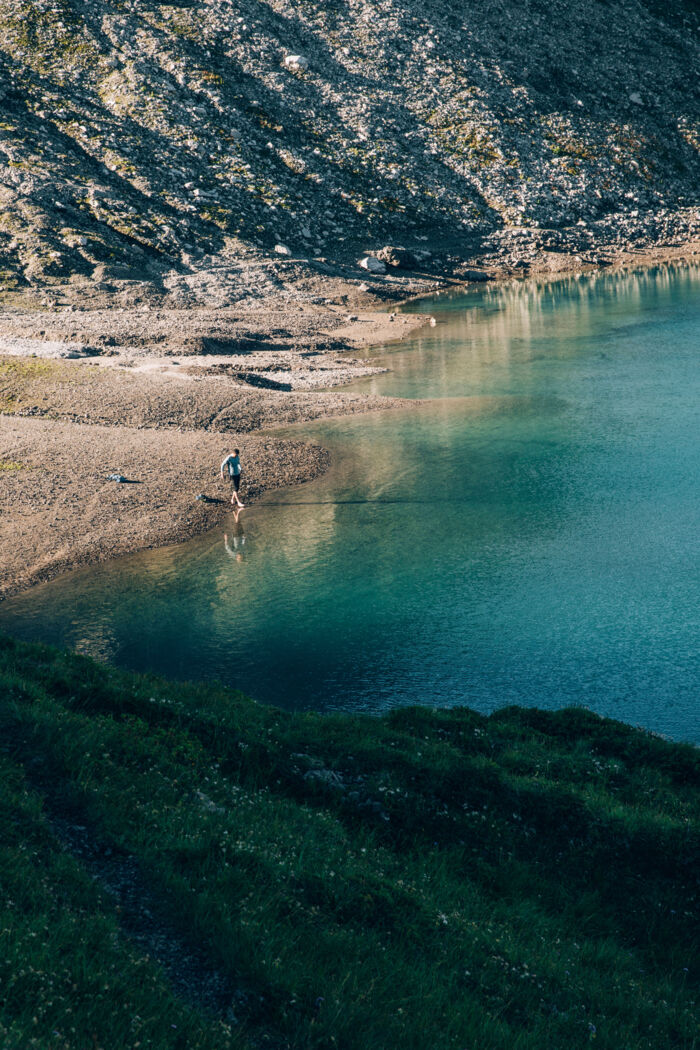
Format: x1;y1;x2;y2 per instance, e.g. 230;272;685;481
274;243;291;255
283;54;309;72
358;255;386;274
629;92;643;106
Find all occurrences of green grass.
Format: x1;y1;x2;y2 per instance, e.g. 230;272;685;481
0;634;697;1050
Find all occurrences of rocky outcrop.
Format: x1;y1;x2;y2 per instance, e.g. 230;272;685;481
376;246;418;269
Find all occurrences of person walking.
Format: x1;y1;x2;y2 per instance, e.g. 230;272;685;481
220;448;244;507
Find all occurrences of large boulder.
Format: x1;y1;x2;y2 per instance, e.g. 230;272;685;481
283;54;309;72
376;245;417;269
462;268;490;282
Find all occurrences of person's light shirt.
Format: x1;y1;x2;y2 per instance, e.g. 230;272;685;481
221;455;241;476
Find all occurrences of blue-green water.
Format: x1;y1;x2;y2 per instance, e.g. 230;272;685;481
2;266;699;741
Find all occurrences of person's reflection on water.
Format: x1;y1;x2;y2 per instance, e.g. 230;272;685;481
224;506;246;563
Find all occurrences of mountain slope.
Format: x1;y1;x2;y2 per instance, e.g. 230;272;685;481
0;0;698;293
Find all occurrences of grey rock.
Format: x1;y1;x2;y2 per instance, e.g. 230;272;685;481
376;245;417;269
358;256;386;274
462;269;490;282
303;768;345;790
283;54;308;72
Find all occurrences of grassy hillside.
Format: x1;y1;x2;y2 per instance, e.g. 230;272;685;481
0;632;697;1049
0;0;698;292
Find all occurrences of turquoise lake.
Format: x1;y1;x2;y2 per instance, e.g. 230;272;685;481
2;265;699;741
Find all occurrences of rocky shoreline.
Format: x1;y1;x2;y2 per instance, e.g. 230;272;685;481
0;275;431;601
1;225;699;604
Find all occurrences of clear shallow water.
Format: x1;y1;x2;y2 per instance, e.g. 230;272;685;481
2;266;699;741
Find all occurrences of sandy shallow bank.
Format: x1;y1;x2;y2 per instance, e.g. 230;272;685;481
0;304;419;600
0;416;334;599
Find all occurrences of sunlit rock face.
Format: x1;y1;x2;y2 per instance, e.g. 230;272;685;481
0;0;698;291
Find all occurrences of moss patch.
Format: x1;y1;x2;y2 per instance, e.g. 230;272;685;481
0;358;57;380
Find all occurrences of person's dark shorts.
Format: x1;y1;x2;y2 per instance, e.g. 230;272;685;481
231;474;241;492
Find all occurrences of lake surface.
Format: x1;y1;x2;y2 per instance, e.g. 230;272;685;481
3;265;699;741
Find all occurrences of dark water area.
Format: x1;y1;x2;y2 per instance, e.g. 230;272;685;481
2;265;699;741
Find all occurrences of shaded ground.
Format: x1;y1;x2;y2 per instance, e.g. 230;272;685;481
0;634;697;1050
0;0;698;293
